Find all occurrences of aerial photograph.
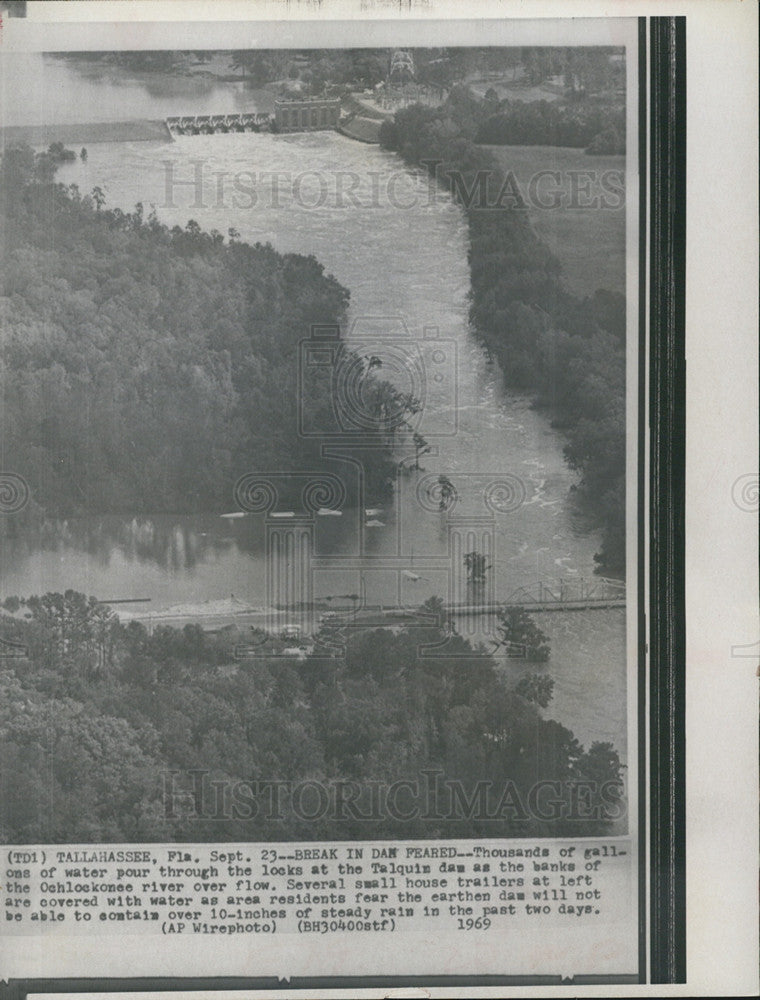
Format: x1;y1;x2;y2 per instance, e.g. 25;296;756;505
0;45;629;843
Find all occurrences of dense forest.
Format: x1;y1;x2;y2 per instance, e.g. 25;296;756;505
0;144;402;518
56;46;623;105
474;48;625;154
380;91;626;571
0;592;624;842
476;101;625;154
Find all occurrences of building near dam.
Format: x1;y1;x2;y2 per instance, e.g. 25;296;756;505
274;97;341;132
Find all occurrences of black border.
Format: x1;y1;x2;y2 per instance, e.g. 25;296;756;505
648;14;687;985
637;14;649;984
0;17;688;995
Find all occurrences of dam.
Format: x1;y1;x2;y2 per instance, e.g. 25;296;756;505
1;102;383;148
0;119;173;146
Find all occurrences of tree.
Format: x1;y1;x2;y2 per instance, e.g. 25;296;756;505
464;551;491;585
47;142;76;163
515;672;554;707
229;51;281;86
571;740;626;832
586;125;624;155
349;53;386;89
576;740;624;785
0;673;164;842
412;432;430;470
24;590;118;677
495;606;550;662
419;57;453;95
230;50;254;76
417;594;448;628
0;144;35;198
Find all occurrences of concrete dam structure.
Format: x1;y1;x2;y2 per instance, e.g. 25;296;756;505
0;99;385;149
0;119;172;146
273;97;341;132
165;112;272;135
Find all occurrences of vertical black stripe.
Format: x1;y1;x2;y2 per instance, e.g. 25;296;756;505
637;14;648;985
648;15;687;984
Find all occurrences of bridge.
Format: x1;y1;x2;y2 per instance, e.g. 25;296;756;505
166;112;272;136
341;591;625;622
110;577;624;637
459;576;627;614
312;577;626;619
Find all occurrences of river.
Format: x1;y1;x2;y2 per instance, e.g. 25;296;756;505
0;54;626;753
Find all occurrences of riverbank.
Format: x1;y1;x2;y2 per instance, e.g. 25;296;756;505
381;100;627;573
338;116;382;144
0;119;172;147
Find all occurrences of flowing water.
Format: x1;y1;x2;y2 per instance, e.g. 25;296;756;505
0;55;626;752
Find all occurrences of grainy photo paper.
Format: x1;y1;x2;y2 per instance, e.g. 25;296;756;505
0;1;756;996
